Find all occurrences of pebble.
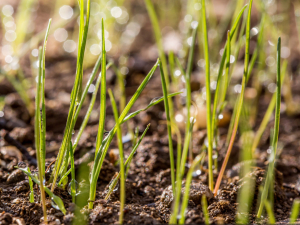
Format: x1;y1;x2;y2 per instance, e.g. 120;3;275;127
160;181;213;207
7;169;25;184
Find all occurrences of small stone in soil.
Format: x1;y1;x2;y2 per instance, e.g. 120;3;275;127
160;181;213;207
7;169;25;184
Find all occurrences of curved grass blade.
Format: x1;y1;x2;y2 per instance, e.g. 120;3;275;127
214;0;254;196
88;60;159;209
105;124;150;201
16;167;66;215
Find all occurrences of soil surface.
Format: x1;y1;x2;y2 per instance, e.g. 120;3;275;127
1;0;300;224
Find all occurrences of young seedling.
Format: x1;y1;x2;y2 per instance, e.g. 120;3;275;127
95;19;107;157
251;60;287;154
50;0;91;191
34;18;51;223
202;195;210;225
257;37;282;219
88;60;160;209
108;89;125;224
214;0;253;196
27;167;35;203
201;0;214;191
16;167;66;214
159;59;175;193
264;200;276;224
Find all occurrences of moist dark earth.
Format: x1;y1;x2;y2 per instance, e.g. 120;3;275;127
1;0;300;225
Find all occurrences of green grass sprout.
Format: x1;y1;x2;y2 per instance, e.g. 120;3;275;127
27;167;35;203
16;167;66;215
88;60;159;209
34;17;52;222
159;59;175;193
108;89;125;224
214;0;253;196
202;195;210;225
265;200;276;224
201;0;214;191
257;37;282;219
95;19;107;157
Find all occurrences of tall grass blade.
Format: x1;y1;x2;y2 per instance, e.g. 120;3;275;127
95;19;107;156
214;0;253;195
35;47;47;224
72;62;112;153
40;19;52;177
51;0;91;191
108;90;125;224
257;37;281;219
159;59;175;193
201;0;214;191
251;60;287;154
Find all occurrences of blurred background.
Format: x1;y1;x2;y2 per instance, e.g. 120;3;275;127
0;0;300;138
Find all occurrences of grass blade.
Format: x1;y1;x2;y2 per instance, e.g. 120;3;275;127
88;60;159;209
202;0;214;191
16;167;66;215
95;19;107;156
72;62;112;153
159;59;175;193
256;37;282;219
35;46;47;224
40;19;52;178
105;124;150;200
214;0;253;195
51;0;91;191
108;89;125;224
290;198;300;224
251;60;287;154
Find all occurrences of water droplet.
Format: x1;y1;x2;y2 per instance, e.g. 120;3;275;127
72;130;75;135
51;198;60;210
68;180;80;196
192;169;202;177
